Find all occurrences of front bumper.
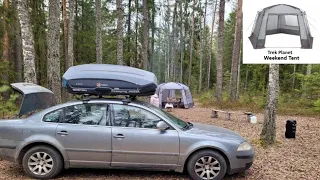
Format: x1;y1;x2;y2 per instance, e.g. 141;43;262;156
0;148;16;162
227;149;254;175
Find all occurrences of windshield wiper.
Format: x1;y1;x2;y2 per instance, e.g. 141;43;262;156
183;122;193;130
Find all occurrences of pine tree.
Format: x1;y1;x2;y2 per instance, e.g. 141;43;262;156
47;0;61;103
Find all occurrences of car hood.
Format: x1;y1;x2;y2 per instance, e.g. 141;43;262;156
186;122;245;142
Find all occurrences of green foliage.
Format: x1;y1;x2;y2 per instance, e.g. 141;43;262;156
314;99;320;112
0;85;19;118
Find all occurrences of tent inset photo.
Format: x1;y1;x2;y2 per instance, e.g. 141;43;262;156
249;4;313;49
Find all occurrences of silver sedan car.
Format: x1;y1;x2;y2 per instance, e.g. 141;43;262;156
0;84;254;180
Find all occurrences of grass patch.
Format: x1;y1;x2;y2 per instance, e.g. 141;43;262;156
198;91;320;117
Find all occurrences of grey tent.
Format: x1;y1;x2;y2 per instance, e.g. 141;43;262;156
155;82;194;108
249;4;313;49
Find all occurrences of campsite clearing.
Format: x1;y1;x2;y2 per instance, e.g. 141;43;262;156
0;105;319;180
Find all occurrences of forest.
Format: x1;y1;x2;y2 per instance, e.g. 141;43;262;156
0;0;319;132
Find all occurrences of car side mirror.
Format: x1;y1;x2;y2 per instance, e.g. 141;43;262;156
156;121;170;131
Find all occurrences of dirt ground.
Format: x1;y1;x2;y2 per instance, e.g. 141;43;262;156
0;106;319;180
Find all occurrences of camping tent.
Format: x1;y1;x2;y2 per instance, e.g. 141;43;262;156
249;4;313;49
155;82;194;108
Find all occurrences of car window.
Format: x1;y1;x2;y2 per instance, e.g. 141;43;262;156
112;104;161;129
62;103;109;126
145;103;188;129
43;109;63;123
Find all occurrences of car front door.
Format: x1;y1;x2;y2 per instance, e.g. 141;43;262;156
110;104;180;169
55;102;112;168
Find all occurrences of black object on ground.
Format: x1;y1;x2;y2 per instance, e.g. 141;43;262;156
285;120;296;139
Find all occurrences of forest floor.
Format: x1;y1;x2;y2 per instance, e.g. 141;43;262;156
0;105;319;180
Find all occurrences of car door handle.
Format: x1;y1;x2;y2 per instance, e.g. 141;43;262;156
57;131;69;136
113;134;125;139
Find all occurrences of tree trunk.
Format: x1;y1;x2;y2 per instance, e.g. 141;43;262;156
17;0;37;83
207;0;218;90
236;48;241;99
260;64;279;146
199;0;207;93
96;0;103;63
171;1;178;81
127;0;132;66
68;0;75;68
62;0;68;71
245;64;248;92
2;0;9;88
150;0;156;72
216;0;226;101
116;0;124;65
306;64;312;75
230;0;242;102
179;0;184;83
135;0;139;67
2;0;9;63
142;0;149;70
47;0;61;103
292;64;296;90
13;0;23;82
166;0;171;79
188;0;195;87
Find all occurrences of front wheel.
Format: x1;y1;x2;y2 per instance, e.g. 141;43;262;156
22;145;63;179
187;150;227;180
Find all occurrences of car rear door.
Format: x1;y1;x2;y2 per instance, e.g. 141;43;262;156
110;104;180;169
55;102;112;168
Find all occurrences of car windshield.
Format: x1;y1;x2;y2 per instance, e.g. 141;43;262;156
146;104;188;129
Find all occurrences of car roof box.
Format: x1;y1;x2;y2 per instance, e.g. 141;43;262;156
62;64;158;96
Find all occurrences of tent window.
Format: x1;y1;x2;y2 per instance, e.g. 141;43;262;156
284;15;298;26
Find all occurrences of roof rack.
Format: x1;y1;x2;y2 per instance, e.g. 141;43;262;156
79;94;136;105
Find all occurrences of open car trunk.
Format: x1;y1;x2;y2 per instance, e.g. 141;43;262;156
11;83;56;117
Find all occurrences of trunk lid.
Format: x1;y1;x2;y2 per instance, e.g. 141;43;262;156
11;83;56;117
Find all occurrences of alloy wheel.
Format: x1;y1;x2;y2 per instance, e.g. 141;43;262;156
27;152;54;176
194;156;221;180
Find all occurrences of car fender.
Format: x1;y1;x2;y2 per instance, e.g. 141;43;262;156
14;134;69;164
178;140;232;169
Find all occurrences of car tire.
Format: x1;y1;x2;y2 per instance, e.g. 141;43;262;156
187;150;227;180
22;145;63;179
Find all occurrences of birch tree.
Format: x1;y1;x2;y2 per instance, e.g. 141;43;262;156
230;0;243;101
207;0;218;90
179;0;184;83
199;0;207;92
261;64;280;145
96;0;103;63
47;0;61;103
142;0;149;70
216;0;226;101
116;0;124;65
188;0;195;87
307;64;312;75
17;0;37;83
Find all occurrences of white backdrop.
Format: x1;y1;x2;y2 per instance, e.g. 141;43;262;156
243;0;320;64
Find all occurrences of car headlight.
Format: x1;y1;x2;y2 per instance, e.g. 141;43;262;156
237;142;252;151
